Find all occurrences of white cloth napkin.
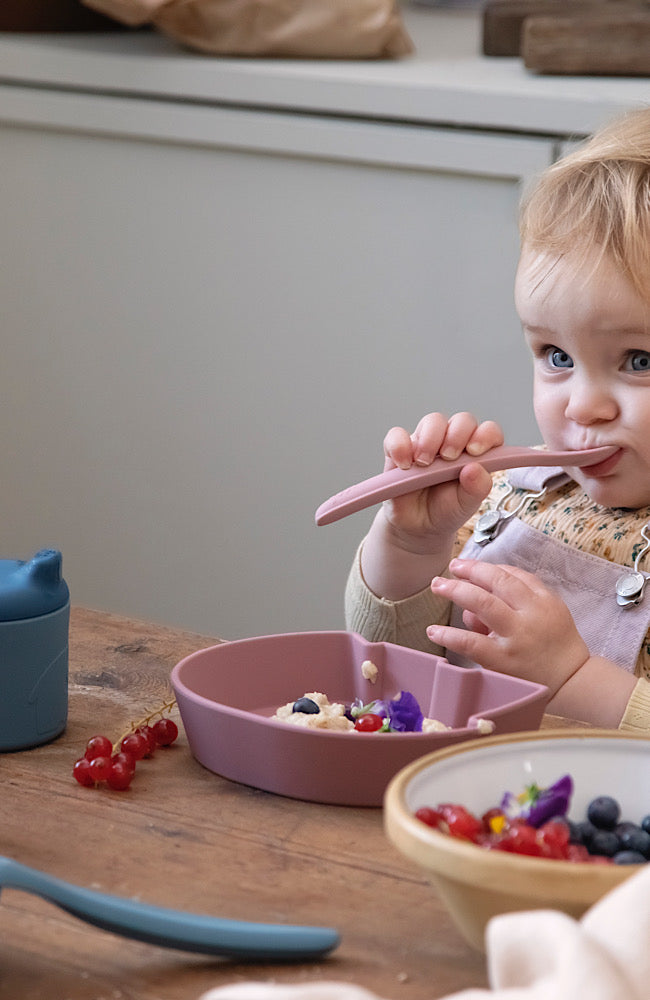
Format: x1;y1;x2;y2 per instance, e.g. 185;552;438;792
199;864;650;1000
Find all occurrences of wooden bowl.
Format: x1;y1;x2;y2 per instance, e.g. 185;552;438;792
384;729;650;950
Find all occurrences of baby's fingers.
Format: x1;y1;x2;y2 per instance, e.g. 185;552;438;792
435;411;480;461
485;561;557;601
383;425;417;471
425;619;495;665
462;610;490;635
465;419;504;457
456;463;494;517
447;558;538;609
437;415;504;462
409;412;449;467
429;572;515;636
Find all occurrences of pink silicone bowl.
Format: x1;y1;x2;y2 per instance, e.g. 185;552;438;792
170;632;549;807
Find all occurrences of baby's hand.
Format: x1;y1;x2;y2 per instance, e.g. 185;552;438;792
381;412;504;541
427;559;589;696
384;411;503;472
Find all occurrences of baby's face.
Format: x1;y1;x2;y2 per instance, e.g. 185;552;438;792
515;247;650;508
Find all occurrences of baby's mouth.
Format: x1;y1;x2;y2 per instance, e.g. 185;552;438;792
577;447;623;477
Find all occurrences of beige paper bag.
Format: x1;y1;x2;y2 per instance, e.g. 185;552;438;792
81;0;414;58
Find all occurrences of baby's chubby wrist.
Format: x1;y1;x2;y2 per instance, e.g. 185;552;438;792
376;504;456;561
359;507;455;602
548;653;637;727
547;636;591;699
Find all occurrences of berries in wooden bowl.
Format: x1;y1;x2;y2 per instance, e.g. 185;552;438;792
384;729;650;950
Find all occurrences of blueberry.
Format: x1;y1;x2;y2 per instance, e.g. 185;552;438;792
588;829;620;857
641;815;650;835
613;850;647;865
619;827;650;858
292;697;320;715
615;821;638;837
587;796;621;830
570;819;597;847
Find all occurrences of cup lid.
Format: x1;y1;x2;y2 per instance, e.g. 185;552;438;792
0;549;69;621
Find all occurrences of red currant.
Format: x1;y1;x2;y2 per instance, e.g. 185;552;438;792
482;807;506;832
152;717;179;746
111;750;136;776
135;725;157;757
84;735;113;761
354;713;385;733
73;757;95;787
566;843;590;863
107;760;134;791
438;804;483;843
120;731;148;760
488;836;515;852
500;822;543;857
73;700;179;791
537;820;571;859
415;806;444;829
88;755;113;783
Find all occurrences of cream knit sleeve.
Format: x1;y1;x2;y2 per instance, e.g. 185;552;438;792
619;677;650;733
344;542;453;654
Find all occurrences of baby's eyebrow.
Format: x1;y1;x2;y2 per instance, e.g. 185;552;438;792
587;326;650;341
522;325;555;338
615;327;650;338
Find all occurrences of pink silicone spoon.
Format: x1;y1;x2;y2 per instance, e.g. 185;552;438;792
315;445;617;526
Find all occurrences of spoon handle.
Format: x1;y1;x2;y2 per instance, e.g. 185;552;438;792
0;857;339;960
315;445;617;526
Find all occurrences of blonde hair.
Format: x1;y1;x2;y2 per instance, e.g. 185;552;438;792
519;107;650;300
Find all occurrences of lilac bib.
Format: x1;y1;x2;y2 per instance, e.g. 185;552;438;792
448;466;650;673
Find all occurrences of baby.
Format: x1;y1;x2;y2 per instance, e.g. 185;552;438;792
345;108;650;732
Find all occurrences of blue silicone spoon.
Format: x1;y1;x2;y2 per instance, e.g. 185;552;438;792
315;444;617;526
0;856;339;960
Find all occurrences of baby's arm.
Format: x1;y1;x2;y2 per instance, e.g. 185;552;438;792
427;559;637;727
344;543;451;652
547;656;637;728
360;412;504;601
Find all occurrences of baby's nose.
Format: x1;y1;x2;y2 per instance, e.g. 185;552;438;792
565;378;618;424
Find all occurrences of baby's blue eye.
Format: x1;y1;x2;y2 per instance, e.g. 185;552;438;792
546;348;573;369
627;351;650;372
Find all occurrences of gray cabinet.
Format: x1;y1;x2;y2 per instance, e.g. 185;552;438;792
0;9;644;638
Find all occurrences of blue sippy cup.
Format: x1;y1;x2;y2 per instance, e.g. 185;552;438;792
0;549;70;751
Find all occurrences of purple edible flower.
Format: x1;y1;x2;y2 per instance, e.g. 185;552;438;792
527;774;573;826
500;774;573;828
386;690;424;733
349;690;425;732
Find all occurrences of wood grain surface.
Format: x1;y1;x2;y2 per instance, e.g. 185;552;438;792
522;9;650;74
481;0;615;56
482;0;650;74
0;607;491;1000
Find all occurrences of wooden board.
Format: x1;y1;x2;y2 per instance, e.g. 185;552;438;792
523;10;650;74
482;0;645;57
482;0;611;56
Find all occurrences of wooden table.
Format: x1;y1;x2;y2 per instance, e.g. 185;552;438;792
1;607;553;1000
